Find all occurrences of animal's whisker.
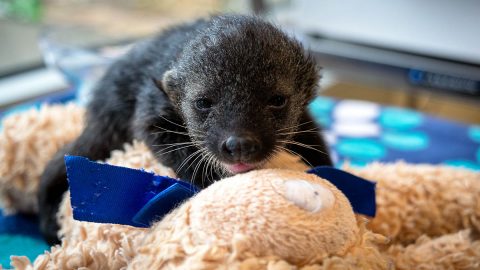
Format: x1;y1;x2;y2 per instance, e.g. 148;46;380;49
203;152;216;187
207;154;217;184
152;126;191;136
201;156;212;184
185;152;204;187
212;155;225;179
191;151;208;186
152;141;198;147
153;140;203;156
191;140;205;149
185;150;206;176
197;148;219;185
153;143;195;153
201;154;210;187
197;148;209;187
153;125;209;140
155;144;197;156
278;140;329;156
275;145;314;168
151;131;190;136
157;115;205;134
277;128;321;136
157;115;187;129
202;149;225;179
176;149;203;176
276;120;314;132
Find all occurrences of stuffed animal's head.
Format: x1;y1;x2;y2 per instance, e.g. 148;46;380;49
131;169;365;268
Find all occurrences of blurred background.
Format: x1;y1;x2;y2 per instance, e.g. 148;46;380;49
1;0;479;122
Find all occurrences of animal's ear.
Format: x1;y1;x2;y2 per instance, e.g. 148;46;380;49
162;69;179;92
153;69;181;102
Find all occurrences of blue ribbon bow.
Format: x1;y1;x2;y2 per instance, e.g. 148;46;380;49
66;156;376;227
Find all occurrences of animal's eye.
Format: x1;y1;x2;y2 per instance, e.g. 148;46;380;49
268;95;287;109
195;98;213;111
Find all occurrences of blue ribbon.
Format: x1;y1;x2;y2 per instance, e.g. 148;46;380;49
65;156;198;227
66;156;376;227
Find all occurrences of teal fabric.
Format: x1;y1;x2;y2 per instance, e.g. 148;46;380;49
0;235;49;267
0;209;49;268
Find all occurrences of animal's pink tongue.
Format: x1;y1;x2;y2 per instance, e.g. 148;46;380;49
225;163;256;174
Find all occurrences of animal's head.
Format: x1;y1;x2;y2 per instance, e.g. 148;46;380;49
159;15;319;174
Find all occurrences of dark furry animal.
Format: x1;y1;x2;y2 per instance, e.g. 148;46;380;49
38;14;332;245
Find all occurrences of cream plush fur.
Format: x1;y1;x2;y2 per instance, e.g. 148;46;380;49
0;104;479;270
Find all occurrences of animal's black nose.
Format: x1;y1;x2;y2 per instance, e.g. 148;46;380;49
222;135;260;159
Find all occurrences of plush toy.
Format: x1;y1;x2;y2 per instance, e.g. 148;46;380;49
0;104;84;214
1;104;479;270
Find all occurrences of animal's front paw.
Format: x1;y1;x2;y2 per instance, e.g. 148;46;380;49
38;201;61;245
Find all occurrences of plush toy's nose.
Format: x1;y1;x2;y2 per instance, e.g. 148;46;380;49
221;135;260;160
